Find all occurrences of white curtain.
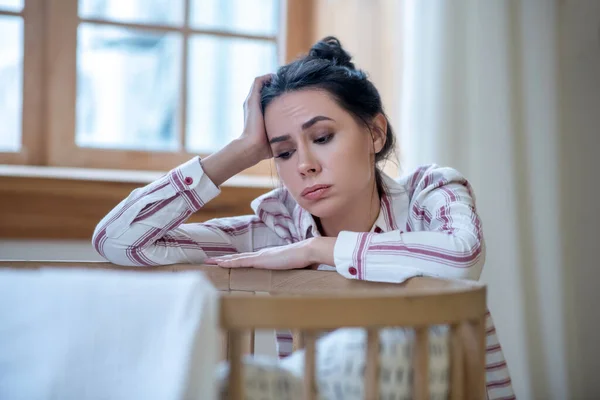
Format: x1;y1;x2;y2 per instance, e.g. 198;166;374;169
398;1;576;399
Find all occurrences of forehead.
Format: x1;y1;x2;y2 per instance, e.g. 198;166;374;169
264;90;348;133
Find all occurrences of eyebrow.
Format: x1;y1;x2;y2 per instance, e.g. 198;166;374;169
301;115;334;130
269;116;335;144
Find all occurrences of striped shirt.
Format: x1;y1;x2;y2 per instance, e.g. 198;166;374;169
92;156;514;399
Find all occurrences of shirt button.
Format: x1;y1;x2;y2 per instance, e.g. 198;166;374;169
184;177;193;185
348;267;357;276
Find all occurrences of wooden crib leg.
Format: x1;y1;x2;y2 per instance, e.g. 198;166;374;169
229;291;256;357
220;330;229;362
293;329;305;351
475;317;486;399
221;328;253;362
461;319;486;400
303;331;317;400
414;326;430;400
249;329;255;355
228;330;244;400
365;328;380;400
450;323;465;400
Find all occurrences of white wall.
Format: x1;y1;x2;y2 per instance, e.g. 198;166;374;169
397;1;600;397
480;1;600;396
558;1;600;397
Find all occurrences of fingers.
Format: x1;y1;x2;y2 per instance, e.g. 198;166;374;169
254;73;274;89
245;74;274;104
219;257;254;268
207;253;258;269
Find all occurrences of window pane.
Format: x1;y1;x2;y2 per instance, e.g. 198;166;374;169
0;16;23;152
190;0;279;36
0;0;23;12
186;36;276;154
79;0;184;26
76;24;181;151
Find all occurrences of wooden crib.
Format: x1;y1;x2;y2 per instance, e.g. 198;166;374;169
0;261;487;400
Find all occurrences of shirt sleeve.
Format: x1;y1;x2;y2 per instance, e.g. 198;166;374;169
333;167;485;283
92;156;285;266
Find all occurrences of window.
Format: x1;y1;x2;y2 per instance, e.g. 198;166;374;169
0;0;313;175
0;9;23;153
0;0;44;165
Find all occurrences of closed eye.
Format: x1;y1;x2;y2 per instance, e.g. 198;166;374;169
276;149;296;160
314;133;334;144
275;133;333;160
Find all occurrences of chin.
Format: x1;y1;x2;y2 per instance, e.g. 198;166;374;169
299;196;343;218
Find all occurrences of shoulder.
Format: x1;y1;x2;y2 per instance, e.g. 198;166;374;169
395;164;474;203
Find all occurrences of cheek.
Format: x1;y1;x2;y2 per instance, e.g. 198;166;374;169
326;133;373;178
275;162;301;193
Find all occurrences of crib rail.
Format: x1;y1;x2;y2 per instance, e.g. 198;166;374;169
221;281;486;400
0;261;487;400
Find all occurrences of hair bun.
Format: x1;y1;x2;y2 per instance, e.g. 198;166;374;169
308;36;355;70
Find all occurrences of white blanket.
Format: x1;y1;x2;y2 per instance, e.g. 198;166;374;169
0;267;220;400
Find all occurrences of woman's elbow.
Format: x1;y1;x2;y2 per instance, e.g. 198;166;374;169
428;233;485;281
459;261;483;281
91;234;140;267
455;236;485;281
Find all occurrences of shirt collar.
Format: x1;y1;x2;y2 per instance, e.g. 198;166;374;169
297;207;319;239
297;189;397;240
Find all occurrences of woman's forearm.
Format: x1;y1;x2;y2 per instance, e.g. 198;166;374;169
200;138;259;187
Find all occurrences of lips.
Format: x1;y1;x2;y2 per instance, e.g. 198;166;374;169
301;184;331;199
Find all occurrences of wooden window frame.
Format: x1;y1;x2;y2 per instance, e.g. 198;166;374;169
0;0;314;240
0;0;46;166
1;0;315;175
0;168;274;239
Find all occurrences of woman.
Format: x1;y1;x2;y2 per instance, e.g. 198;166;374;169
93;37;514;399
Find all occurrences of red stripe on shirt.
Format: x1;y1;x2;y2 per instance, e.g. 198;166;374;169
486;377;512;389
127;211;191;266
486;361;507;371
411;202;433;224
93;181;170;255
368;243;481;266
356;233;371;280
133;196;178;223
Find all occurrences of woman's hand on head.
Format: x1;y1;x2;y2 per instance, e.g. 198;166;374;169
199;74;273;186
239;74;273;165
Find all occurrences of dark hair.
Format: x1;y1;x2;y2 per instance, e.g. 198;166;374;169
261;36;397;196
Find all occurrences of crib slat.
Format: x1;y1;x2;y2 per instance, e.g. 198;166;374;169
304;331;317;400
414;327;429;400
365;329;380;400
249;329;256;355
220;330;228;362
228;330;244;400
462;319;486;400
293;329;305;351
229;291;256;356
450;324;464;400
474;317;487;400
478;315;487;398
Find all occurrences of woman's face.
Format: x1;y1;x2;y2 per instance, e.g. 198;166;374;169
264;89;385;218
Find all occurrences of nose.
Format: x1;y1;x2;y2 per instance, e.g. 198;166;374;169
296;147;322;177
